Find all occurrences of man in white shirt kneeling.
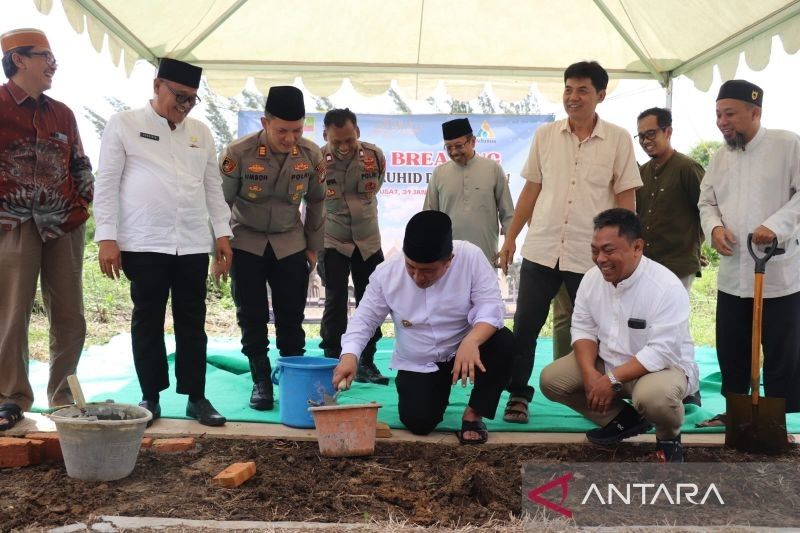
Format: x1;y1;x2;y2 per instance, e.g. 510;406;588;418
540;208;699;462
332;211;513;444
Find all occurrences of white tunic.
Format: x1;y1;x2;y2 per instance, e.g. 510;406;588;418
699;127;800;298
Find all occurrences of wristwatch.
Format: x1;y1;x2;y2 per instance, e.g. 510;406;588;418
607;371;623;392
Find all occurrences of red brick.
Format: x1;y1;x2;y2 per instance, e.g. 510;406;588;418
140;437;154;449
25;433;62;462
213;461;256;488
27;439;44;466
0;437;41;468
152;437;195;453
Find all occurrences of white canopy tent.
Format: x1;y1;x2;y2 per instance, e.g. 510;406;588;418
31;0;800;100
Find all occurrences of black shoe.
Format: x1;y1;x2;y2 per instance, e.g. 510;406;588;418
355;361;389;385
682;390;702;407
656;435;684;463
586;404;653;447
138;400;161;428
186;398;226;427
249;380;274;411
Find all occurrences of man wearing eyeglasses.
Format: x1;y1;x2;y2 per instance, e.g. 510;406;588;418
635;107;704;291
94;58;233;427
0;29;94;431
635;107;704;409
424;118;514;267
219;86;325;412
497;61;642;425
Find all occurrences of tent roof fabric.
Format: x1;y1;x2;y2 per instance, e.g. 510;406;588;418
34;0;800;98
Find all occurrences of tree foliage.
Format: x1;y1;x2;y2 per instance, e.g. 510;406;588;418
688;140;722;169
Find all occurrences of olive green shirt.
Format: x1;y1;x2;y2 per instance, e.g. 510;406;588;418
636;151;704;279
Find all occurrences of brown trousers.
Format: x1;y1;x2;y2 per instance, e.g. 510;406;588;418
0;220;86;411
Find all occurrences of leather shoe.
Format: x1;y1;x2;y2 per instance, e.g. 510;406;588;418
138;400;160;428
586;403;652;447
186;398;226;427
249;380;274;411
355;361;390;385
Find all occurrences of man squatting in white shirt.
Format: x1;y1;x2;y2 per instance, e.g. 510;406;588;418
540;208;698;463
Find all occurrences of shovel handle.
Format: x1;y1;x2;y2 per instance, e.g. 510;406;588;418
747;234;783;274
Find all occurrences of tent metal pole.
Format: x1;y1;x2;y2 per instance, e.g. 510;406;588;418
666;77;673;109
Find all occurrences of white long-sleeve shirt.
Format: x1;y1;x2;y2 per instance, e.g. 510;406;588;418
699;127;800;298
571;256;699;394
94;102;232;253
340;240;505;372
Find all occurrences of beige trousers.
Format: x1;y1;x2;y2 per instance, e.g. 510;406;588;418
540;352;687;439
0;220;86;411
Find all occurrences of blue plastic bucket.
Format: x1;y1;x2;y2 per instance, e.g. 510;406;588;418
271;356;338;428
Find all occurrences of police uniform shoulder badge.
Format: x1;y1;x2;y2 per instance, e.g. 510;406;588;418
315;160;326;183
222;155;237;174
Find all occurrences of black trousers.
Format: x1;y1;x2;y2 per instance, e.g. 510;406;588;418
716;290;800;412
319;247;383;360
394;327;514;435
121;252;209;399
508;260;583;401
230;245;309;361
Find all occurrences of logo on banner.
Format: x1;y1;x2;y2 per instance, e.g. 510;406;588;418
476;120;496;142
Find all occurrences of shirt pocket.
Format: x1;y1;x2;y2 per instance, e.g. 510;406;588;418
287;173;310;205
187;148;209;180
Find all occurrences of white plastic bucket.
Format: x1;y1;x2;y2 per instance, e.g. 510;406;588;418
50;402;152;481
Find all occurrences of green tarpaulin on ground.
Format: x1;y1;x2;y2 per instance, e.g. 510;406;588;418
29;334;800;433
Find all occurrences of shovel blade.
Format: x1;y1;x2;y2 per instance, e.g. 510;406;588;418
725;392;788;455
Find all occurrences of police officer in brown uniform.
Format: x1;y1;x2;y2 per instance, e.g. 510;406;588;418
318;108;389;385
220;86;325;410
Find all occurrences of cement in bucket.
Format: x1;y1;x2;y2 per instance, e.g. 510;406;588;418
271;356;337;428
50;402;152;481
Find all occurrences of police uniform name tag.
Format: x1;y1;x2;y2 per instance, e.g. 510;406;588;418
140;132;160;141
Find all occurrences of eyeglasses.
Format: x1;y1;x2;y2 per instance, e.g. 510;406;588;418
23;51;57;66
634;128;666;142
444;140;472;152
163;83;201;106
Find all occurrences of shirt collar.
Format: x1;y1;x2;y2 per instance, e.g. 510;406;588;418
613;255;648;292
146;100;186;131
746;126;766;150
559;114;606;139
6;79;44;106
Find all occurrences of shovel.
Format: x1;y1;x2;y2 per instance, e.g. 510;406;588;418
725;234;789;455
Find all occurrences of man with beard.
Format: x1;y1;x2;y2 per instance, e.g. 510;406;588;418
0;29;94;430
95;58;233;427
697;79;800;434
636;107;703;407
424;117;514;266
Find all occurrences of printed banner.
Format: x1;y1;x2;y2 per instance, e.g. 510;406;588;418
238;112;554;254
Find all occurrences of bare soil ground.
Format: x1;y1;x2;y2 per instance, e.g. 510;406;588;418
2;439;798;531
